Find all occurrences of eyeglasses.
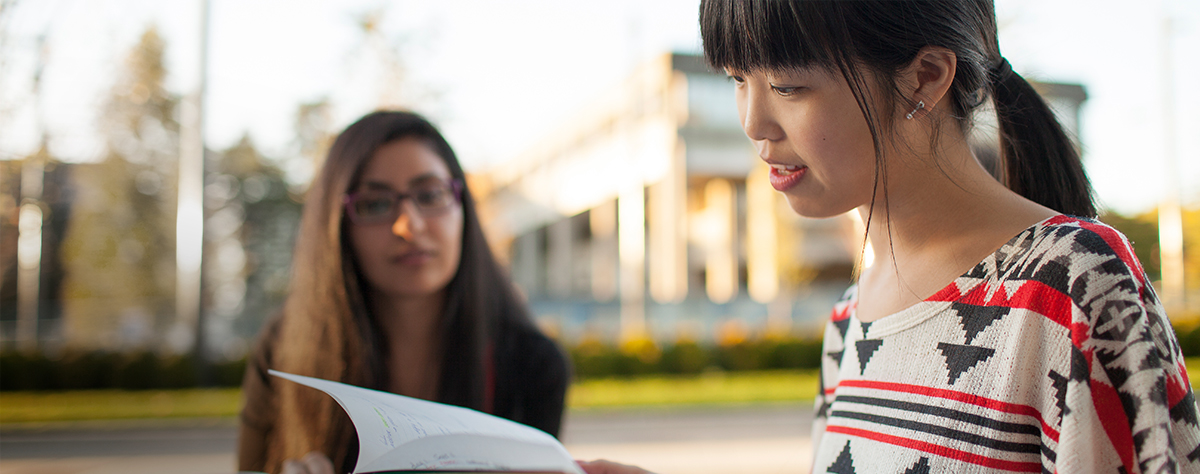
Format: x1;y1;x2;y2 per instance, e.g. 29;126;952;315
343;179;463;225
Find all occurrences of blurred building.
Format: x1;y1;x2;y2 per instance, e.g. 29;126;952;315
473;52;1089;345
474;53;857;344
0;144;300;358
0;156;74;351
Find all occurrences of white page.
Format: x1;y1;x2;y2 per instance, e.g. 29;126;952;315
358;433;579;473
270;370;583;474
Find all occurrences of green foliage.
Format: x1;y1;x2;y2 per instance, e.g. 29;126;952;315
570;337;825;380
1176;323;1200;359
1100;210;1161;279
56;352;121;390
0;351;245;392
659;340;710;374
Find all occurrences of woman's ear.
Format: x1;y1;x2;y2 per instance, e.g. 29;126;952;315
901;46;957;120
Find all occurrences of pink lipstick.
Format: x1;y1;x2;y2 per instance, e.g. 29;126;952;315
768;165;807;191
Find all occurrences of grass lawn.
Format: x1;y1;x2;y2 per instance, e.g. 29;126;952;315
0;370;818;425
4;358;1200;425
0;388;243;425
569;370;820;409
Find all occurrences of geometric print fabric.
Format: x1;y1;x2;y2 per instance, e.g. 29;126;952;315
812;216;1200;473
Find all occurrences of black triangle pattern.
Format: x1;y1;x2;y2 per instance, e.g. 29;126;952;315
950;302;1008;344
936;343;995;385
827;350;845;367
1070;346;1090;382
834;318;851;340
1048;370;1070;423
856;339;884;375
1172;391;1198;427
816;376;829;418
902;457;931;474
827;441;856;474
860;321;874;338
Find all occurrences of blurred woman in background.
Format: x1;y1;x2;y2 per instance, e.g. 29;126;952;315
238;111;570;474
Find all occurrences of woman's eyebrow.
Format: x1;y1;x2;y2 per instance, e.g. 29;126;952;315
358;181;395;191
356;173;448;191
406;173;449;187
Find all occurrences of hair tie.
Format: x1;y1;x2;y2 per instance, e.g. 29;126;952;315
990;58;1014;83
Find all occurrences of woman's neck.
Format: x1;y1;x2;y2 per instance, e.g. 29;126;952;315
853;133;1055;322
371;290;446;398
371;291;446;344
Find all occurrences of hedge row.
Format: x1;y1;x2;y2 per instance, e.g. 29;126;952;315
0;351;246;392
570;338;824;379
5;321;1200;391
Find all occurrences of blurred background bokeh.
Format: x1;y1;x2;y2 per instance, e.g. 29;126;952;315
1;0;1198;392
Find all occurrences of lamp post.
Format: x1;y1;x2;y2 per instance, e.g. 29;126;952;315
175;0;209;365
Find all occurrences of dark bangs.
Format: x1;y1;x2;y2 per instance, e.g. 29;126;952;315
700;0;846;74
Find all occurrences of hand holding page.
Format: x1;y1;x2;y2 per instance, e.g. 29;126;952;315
270;370;583;474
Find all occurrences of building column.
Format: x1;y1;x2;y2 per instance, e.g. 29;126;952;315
546;218;574;300
704;178;737;304
618;184;646;341
649;140;687;303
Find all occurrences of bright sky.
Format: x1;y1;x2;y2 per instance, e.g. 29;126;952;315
2;0;1197;215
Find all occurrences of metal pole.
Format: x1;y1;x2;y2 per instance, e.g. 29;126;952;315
16;150;44;353
16;34;49;352
175;0;208;359
1157;14;1184;313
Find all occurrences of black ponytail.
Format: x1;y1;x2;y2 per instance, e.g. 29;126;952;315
990;60;1097;217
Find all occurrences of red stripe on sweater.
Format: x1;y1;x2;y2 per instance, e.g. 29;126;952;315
1081;347;1136;474
825;425;1043;472
830;379;1060;442
1167;369;1189;409
926;280;1074;330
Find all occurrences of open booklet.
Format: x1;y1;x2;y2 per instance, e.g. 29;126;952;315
270;370;585;474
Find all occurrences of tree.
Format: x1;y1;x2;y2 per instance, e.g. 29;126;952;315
59;27;179;351
204;134;301;358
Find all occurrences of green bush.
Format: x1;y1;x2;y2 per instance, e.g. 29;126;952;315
212;357;247;387
57;351;121;390
0;351;54;391
715;341;763;371
659;341;711;374
1177;324;1200;358
0;349;249;392
161;355;199;389
570;344;656;379
764;338;824;370
114;351;162;390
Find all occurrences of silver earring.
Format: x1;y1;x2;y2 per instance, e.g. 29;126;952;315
906;100;925;120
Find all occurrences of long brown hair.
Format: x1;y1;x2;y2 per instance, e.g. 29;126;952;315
266;111;535;472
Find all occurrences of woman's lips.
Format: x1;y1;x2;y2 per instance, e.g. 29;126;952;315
394;250;434;265
768;164;807;191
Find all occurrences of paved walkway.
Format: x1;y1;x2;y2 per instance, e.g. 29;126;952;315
0;404;814;474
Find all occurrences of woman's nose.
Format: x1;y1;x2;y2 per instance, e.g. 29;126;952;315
391;201;426;239
740;87;783;143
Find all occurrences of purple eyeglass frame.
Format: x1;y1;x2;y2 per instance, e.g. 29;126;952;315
342;178;463;224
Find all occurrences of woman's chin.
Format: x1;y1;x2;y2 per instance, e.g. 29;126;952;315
785;195;854;220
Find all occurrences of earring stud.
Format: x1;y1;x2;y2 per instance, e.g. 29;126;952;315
905;100;925;120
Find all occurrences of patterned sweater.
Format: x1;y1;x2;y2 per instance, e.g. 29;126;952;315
812;215;1200;473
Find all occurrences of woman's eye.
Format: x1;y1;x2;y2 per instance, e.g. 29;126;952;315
414;188;447;207
358;198;394;216
728;75;745;85
771;85;802;96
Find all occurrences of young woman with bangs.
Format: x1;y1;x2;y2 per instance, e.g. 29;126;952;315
580;1;1200;473
237;111;570;474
